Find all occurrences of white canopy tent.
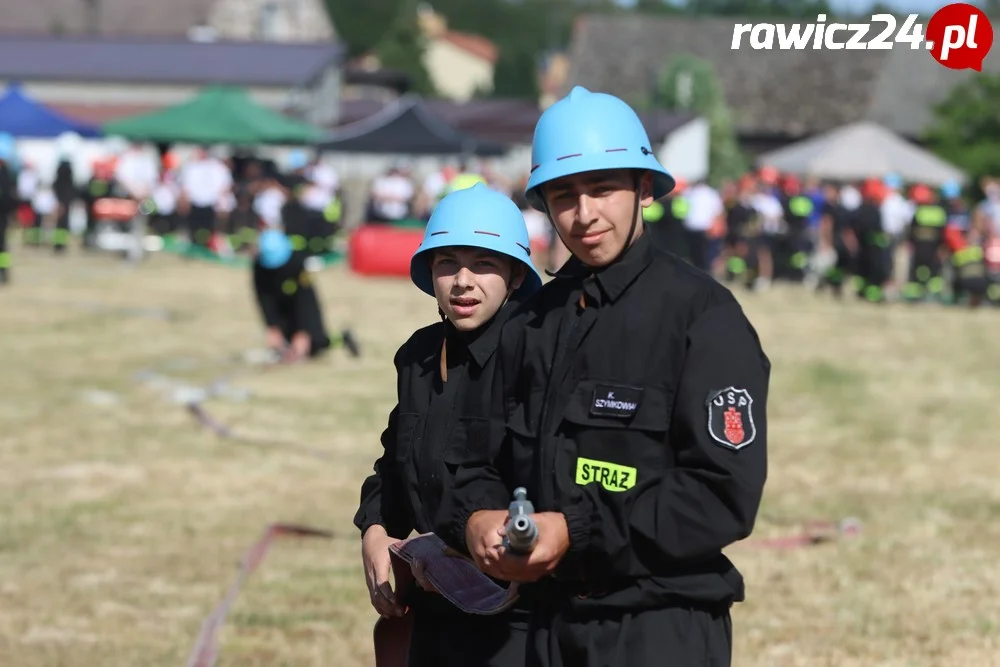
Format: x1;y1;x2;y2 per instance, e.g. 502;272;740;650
757;121;966;186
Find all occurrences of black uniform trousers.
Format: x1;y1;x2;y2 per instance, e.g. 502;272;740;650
188;205;216;248
528;603;731;667
252;255;331;356
407;591;530;667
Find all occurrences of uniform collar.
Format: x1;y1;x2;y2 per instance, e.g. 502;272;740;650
443;299;517;369
552;227;655;304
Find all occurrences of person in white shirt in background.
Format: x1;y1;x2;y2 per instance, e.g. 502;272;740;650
253;163;288;231
422;160;458;206
683;180;725;273
974;176;1000;240
114;143;161;253
879;173;915;292
302;154;344;232
114;143;159;202
840;182;862;211
367;161;415;222
17;160;41;245
750;180;783;291
179;146;233;249
149;152;181;240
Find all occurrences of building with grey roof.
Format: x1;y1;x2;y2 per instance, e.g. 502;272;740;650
564;14;999;154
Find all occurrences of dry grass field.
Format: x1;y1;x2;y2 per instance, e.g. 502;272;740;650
2;247;1000;667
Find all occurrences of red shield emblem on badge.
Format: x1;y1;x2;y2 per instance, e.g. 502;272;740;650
707;387;756;450
723;407;745;445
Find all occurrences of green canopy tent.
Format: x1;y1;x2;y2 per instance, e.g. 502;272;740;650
102;85;323;145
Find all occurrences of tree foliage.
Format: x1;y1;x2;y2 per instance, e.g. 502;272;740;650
654;54;747;185
371;0;436;95
923;73;1000;199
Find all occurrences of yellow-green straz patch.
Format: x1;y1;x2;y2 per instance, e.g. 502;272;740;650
575;457;637;492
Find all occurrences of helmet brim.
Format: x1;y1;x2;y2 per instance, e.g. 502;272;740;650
525;151;675;211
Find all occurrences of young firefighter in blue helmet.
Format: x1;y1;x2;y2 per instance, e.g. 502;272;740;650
354;183;542;666
253;229;359;362
439;87;771;666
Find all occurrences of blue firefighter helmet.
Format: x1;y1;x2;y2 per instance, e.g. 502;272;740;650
940;180;962;199
524;86;676;211
257;229;293;269
883;173;903;190
410;183;542;299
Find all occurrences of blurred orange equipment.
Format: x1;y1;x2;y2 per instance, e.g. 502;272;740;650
93;198;138;222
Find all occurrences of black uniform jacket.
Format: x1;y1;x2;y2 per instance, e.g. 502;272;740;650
252;250;330;354
440;230;771;613
354;299;529;617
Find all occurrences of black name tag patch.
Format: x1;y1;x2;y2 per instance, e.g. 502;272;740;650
590;385;643;418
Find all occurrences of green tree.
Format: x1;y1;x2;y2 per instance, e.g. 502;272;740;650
493;47;541;99
923;73;1000;199
372;2;436;96
324;0;406;56
654;54;747;185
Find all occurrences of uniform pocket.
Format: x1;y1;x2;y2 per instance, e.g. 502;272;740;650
442;416;494;465
560;380;674;494
393;412;422;463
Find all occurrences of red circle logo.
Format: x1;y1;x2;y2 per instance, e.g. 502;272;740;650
927;3;994;71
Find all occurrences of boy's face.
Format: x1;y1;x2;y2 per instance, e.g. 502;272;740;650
542;169;654;268
430;247;523;332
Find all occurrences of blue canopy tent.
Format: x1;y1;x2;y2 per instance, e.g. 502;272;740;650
0;84;101;138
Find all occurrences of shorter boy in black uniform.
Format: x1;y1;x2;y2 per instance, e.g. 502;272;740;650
902;184;948;302
252;229;334;362
817;182;857;297
355;183;541;667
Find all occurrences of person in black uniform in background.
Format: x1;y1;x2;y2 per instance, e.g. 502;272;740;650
252;229;332;362
724;175;763;289
354;184;541;666
440;87;770;667
52;157;77;255
80;159;118;250
0;155;14;284
817;181;857;297
902;184;948;303
777;175;814;281
852;178;891;303
643;176;688;257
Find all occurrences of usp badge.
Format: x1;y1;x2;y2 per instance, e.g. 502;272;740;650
706;387;756;450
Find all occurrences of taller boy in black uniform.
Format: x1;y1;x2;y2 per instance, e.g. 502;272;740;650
440;87;770;667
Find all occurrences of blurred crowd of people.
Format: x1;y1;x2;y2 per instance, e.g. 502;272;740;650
641;168;1000;308
0;142;349;283
4;136;998;310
